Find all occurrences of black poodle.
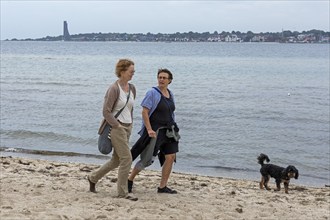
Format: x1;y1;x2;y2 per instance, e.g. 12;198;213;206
258;153;299;193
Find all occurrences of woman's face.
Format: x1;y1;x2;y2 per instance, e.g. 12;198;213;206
157;72;171;88
121;64;135;81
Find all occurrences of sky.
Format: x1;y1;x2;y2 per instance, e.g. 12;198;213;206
1;0;329;40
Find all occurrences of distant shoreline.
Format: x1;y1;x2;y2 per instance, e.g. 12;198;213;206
4;29;330;43
2;40;330;44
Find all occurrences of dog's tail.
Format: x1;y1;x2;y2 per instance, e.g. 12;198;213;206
258;153;270;166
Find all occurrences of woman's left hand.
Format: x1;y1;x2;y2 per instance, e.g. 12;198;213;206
147;129;157;138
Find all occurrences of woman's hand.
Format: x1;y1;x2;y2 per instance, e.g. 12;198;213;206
147;129;156;138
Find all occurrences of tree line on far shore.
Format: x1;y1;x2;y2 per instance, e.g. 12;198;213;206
7;29;330;43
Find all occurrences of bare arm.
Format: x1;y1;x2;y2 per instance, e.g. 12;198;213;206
142;107;156;138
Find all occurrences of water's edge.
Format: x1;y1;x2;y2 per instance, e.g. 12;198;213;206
1;146;328;188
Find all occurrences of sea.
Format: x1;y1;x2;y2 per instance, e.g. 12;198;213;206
1;41;329;187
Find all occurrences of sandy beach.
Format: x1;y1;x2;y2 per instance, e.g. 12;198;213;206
0;156;329;220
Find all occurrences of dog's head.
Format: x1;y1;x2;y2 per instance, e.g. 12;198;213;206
283;165;299;179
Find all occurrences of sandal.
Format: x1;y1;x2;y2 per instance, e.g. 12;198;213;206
125;195;138;201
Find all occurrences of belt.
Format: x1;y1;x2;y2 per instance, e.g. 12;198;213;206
118;121;131;127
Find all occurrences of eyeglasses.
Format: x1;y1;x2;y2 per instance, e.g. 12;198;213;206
158;76;169;80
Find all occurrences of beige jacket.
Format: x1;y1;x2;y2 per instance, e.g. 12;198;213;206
98;81;136;134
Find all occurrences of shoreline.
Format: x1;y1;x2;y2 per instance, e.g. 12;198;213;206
1;156;329;219
0;147;328;188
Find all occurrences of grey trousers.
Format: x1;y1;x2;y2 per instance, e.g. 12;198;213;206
89;124;132;197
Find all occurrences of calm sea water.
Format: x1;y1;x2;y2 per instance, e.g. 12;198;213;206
1;41;329;187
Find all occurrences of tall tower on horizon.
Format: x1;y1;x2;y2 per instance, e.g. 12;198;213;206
63;21;70;41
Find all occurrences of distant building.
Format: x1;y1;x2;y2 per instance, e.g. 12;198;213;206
63;21;70;41
225;34;241;42
251;35;265;42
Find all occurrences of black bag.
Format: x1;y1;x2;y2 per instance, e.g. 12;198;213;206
97;85;131;155
98;123;113;154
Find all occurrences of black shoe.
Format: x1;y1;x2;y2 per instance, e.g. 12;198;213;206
128;180;133;193
157;186;177;194
87;176;96;193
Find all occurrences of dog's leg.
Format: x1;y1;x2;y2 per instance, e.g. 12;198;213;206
260;176;264;189
274;179;281;191
264;175;271;190
284;181;289;194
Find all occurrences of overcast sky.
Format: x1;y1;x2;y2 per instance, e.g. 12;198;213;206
1;0;329;40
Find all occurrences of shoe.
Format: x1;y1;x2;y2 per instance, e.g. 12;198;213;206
87;176;96;193
157;186;177;194
128;179;133;193
125;195;138;201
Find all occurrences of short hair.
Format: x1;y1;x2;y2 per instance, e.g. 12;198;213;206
157;68;173;80
115;59;134;77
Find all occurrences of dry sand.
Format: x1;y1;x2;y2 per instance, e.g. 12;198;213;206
0;156;329;220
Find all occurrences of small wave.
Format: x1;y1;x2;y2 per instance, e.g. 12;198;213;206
303;173;329;181
3;148;18;152
196;165;329;182
1;80;89;87
196;165;255;173
1;129;95;145
0;147;108;160
33;81;88;87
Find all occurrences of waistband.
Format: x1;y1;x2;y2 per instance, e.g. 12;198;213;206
118;121;132;127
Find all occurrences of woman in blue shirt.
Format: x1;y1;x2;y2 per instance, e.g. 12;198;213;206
129;68;179;194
